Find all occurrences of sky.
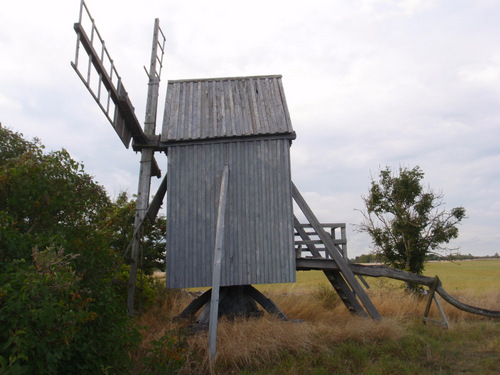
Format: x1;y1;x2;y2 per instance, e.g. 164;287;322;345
1;0;499;257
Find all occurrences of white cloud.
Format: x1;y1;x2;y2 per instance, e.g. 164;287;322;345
1;0;500;257
459;64;500;85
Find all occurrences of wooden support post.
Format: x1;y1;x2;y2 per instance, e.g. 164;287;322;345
127;19;163;317
209;165;230;361
323;270;368;317
423;276;439;319
292;182;381;320
433;294;450;328
174;289;212;320
423;276;449;328
245;286;288;321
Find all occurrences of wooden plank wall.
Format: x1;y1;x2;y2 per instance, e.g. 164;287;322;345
166;139;296;288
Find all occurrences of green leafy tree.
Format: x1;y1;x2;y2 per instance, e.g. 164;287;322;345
0;126;140;373
0;127;111;267
104;192;166;311
357;166;466;278
104;191;166;275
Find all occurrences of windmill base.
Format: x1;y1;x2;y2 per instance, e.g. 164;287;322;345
175;285;289;326
196;286;263;325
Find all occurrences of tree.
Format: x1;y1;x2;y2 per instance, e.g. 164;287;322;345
0;127;111;267
357;166;466;279
104;191;166;275
0;126;140;373
103;192;166;311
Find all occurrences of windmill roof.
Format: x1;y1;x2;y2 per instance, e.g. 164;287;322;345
160;75;294;143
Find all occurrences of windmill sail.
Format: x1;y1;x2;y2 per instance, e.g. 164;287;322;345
70;1;158;177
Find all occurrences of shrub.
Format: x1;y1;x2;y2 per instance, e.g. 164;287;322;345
140;329;188;375
0;127;142;373
0;250;140;374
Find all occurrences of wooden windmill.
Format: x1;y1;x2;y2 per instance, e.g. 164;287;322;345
71;0;381;358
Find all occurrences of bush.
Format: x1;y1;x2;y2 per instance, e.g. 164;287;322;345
140;329;188;375
112;264;159;311
0;127;143;374
0;247;140;374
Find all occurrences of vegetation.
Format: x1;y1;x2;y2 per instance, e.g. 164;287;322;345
0;126;163;373
133;260;500;374
104;191;166;276
356;166;466;277
2;127;498;374
351;252;384;264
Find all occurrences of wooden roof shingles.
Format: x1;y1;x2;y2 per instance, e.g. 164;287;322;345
161;75;295;143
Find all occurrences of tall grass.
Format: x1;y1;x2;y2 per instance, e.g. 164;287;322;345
133;260;500;374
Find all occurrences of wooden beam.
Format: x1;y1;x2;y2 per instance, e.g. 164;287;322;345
294;216;367;316
245;286;288;320
293;216;322;257
297;258;437;284
323;270;368;317
423;277;439;318
297;258;500;319
146;173;167;222
174;289;212;320
292;183;381;320
209;164;230;360
73;22;147;147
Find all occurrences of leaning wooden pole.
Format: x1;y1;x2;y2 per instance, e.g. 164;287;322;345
209;165;230;361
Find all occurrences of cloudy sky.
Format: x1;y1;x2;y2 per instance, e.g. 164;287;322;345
1;0;499;257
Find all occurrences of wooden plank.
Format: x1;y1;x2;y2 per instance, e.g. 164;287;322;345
423;277;439;319
294;216;366;316
423;276;449;328
323;270;367;317
296;223;346;229
433;295;450;328
145;173;167;222
296;258;437;285
297;258;500;319
295;239;346;246
208;164;230;360
293;216;321;257
175;289;212;319
292;182;381;320
245;286;288;321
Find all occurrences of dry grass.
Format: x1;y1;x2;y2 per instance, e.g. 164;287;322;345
134;260;500;374
133;292;407;374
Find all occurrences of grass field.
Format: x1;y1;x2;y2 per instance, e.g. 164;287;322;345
134;259;500;374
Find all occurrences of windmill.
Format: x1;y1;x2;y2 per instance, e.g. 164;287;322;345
71;0;382;359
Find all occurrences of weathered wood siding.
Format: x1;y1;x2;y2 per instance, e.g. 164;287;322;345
161;75;293;142
166;139;295;288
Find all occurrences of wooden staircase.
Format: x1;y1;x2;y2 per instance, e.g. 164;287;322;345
292;183;380;320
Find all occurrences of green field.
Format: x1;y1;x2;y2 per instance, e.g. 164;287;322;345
424;259;500;292
257;259;500;294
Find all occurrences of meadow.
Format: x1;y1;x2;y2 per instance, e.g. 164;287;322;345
134;259;500;374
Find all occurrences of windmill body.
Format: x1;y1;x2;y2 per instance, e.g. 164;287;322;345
161;76;297;288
